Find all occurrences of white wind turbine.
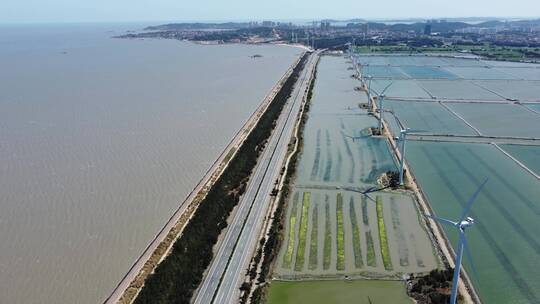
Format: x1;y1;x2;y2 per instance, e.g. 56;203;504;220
429;179;487;304
376;82;393;134
396;128;426;186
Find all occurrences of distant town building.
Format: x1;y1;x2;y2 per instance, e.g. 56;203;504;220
320;21;331;31
362;23;369;37
424;24;432;35
261;21;275;27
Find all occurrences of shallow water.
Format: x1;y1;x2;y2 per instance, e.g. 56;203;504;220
275;56;436;279
446;102;540;138
268;280;412;304
407;141;540;304
0;24;301;303
385;100;476;136
499;144;540;175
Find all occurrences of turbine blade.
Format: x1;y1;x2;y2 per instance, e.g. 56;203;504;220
407;129;428;133
459;179;489;222
381;82;393;95
462;232;481;289
428;215;457;227
365;185;391;194
362;187;376;194
364;193;376;203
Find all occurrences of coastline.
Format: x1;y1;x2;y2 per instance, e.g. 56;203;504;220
104;54;304;304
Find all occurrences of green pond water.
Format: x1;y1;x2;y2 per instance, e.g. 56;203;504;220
527;103;540;113
499;144;540;176
407;141;540;304
447;103;540;138
385;100;476;136
268;280;412;304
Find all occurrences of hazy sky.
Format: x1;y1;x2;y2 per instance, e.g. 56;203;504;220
2;0;540;24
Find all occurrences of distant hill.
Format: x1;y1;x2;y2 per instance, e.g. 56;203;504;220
144;18;540;33
145;22;251;31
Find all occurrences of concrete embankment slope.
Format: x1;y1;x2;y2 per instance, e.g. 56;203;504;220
104;53;306;304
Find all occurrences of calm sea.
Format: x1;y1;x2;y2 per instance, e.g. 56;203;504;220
0;23;301;303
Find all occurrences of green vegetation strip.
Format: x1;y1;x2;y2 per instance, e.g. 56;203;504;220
349;197;363;268
323;201;332;270
376;196;393;271
336;193;345;271
134;54;308;304
308;204;319;270
294;192;311;271
365;230;376;267
283;192;300;268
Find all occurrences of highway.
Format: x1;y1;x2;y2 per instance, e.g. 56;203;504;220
193;51;318;304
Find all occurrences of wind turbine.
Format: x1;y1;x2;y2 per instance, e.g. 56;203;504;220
376;82;393;134
396;128;426;186
429;179;488;304
366;75;373;108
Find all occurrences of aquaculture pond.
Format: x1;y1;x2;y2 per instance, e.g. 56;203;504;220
444;66;518;80
275;55;437;282
496;67;540;80
407;141;540;304
369;79;431;99
474;80;540;102
400;66;458;79
385;100;476;136
276;190;437;277
526;103;540;113
267;280;412;304
499;144;540;176
446;102;540;138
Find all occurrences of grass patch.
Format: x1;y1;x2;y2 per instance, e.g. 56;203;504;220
282;192;300;268
308;203;319;270
294;192;311;271
336;193;345;271
323;200;332;270
376;196;393;271
349;197;363;268
365;230;376;267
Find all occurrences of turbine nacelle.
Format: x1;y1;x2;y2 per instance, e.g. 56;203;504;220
458;217;475;230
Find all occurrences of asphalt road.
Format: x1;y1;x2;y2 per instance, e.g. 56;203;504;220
193;51;318;304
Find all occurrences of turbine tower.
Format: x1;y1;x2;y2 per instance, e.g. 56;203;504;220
366;75;373;108
429;179;488;304
378;94;385;134
396;128;425;185
376;82;393;134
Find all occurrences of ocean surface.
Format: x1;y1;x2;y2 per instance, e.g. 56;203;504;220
0;23;302;303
